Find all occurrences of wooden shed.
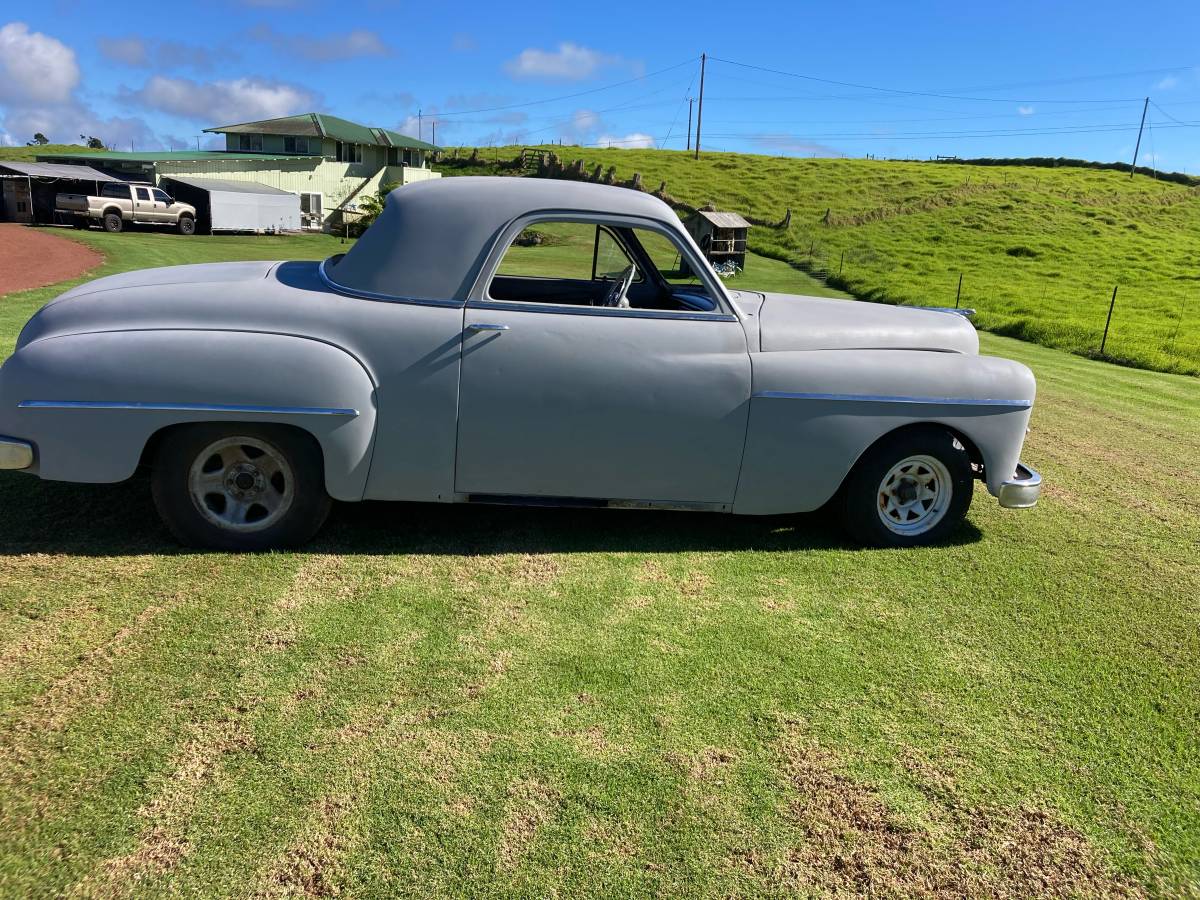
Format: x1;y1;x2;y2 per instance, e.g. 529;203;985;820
685;209;751;269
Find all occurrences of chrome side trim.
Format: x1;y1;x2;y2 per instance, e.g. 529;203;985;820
912;306;977;318
467;300;737;323
318;258;464;309
997;462;1041;509
0;437;34;470
752;391;1031;409
18;400;359;417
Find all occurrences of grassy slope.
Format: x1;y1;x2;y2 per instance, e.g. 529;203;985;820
0;231;1196;895
444;149;1200;376
0;144;100;162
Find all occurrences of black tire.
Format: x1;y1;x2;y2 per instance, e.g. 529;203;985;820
103;212;123;233
838;426;974;548
177;215;195;235
151;423;332;551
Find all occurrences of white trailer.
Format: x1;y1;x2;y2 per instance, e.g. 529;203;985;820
160;176;300;233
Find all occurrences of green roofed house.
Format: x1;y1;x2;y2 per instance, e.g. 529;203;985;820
37;113;440;232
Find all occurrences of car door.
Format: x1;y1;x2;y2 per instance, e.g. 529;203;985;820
132;186;156;222
151;188;174;223
454;218;752;506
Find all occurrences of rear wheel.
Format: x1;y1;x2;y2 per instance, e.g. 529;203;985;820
152;424;332;551
838;426;973;548
177;214;195;235
103;212;123;233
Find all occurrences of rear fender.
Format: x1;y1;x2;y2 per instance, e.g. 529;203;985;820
0;330;377;501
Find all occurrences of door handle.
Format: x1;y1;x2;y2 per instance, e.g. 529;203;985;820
464;323;510;332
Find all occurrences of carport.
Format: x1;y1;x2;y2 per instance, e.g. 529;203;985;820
0;162;120;225
159;176;300;234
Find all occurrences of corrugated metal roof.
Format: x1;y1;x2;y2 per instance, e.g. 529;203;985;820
37;151;322;163
694;210;752;229
204;113;438;151
162;176;296;196
0;161;121;181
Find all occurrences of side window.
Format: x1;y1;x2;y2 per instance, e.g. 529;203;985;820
101;182;126;199
136;187;151;201
495;222;631;281
152;189;171;203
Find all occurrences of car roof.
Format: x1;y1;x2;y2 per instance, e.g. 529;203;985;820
325;176;683;302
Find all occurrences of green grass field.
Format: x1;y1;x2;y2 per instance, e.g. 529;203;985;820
445;148;1200;376
0;230;1196;896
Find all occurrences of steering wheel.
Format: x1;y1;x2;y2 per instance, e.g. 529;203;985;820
601;264;637;309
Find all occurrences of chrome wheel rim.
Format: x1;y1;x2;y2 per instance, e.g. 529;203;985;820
187;436;295;533
876;454;952;536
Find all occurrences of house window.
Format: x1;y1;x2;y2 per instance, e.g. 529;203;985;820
336;142;362;164
300;192;323;229
239;133;263;152
284;136;310;154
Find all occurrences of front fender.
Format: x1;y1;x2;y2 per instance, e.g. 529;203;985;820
734;349;1035;514
0;330;377;502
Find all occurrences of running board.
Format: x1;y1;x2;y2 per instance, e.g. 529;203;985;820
464;494;728;512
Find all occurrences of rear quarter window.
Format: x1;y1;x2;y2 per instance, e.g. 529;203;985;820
100;183;129;199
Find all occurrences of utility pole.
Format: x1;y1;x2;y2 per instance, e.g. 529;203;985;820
1130;97;1149;178
694;53;706;160
431;120;436;148
418;109;422;143
686;97;694;151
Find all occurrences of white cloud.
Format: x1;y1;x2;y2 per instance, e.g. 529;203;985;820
595;132;655;149
1155;75;1179;90
98;35;236;71
2;102;157;149
247;25;391;62
504;42;628;81
1018;105;1035;116
572;108;601;134
0;22;80;104
126;75;318;124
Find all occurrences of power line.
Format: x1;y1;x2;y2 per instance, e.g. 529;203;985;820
430;57;698;118
707;55;1145;104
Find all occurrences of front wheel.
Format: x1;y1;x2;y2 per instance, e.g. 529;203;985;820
838;426;974;548
177;215;195;235
152;424;332;551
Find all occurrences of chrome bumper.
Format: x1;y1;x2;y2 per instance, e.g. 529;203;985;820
0;436;34;470
997;462;1041;509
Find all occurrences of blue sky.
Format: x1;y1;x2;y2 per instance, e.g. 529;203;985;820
2;0;1199;169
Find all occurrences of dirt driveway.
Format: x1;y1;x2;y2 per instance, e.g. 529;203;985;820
0;224;104;296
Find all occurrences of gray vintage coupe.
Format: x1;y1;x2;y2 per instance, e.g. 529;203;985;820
0;177;1040;550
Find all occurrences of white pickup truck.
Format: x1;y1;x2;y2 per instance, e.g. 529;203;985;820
56;181;197;235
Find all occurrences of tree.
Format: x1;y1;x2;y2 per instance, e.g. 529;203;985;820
79;134;104;149
354;181;401;230
27;133;49;146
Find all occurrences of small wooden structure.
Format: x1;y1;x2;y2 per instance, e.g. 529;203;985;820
685;209;751;268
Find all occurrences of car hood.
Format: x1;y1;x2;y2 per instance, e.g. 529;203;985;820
746;292;979;355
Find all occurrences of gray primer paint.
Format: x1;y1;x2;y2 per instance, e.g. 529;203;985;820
0;176;1038;515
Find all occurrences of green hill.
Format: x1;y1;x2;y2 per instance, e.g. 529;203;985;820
0;144;98;162
442;148;1200;376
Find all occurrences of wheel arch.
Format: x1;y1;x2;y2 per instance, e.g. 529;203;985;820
2;329;378;502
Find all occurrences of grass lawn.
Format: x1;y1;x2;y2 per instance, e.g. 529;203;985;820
0;229;1197;896
444;149;1200;376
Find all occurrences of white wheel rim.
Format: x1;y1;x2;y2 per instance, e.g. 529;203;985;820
876;454;952;536
187;436;295;533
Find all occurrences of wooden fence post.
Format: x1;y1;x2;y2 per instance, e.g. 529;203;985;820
839;250;845;276
1100;285;1118;355
955;272;963;309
